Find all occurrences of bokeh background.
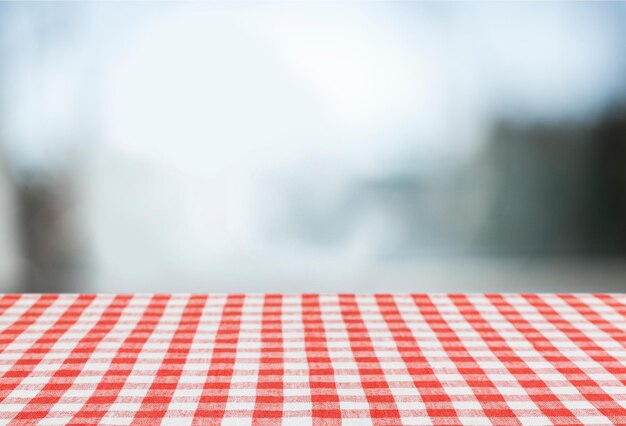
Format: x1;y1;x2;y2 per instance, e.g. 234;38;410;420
1;2;626;294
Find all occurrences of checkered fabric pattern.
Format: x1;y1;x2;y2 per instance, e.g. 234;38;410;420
1;294;626;425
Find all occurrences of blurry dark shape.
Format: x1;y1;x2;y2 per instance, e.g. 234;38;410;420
17;173;83;292
482;120;591;254
587;104;626;252
484;103;626;256
290;103;626;259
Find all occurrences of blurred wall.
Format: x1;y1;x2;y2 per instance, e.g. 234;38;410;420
1;2;626;293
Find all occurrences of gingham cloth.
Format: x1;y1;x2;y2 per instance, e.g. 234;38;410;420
1;294;626;425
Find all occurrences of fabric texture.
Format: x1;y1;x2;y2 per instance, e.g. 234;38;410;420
0;293;625;425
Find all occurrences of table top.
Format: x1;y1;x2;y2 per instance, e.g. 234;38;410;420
0;293;625;425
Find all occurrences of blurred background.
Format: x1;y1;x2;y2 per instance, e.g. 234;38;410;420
1;2;626;294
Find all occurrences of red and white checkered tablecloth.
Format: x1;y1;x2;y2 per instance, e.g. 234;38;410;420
1;294;626;425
